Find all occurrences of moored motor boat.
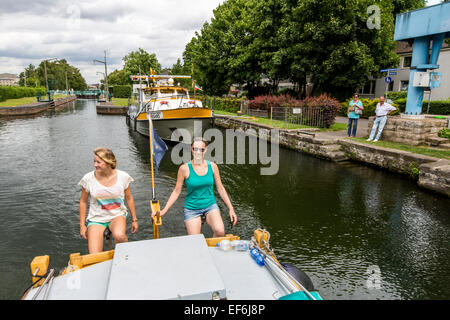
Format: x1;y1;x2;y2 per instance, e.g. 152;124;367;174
128;73;214;143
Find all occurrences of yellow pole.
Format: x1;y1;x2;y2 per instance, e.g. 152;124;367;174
148;114;162;239
149;115;155;198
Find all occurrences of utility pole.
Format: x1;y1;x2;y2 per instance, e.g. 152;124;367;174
94;51;109;102
43;57;57;97
96;71;106;99
65;71;69;96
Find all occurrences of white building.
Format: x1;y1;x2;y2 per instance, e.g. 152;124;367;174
0;73;20;86
363;42;450;101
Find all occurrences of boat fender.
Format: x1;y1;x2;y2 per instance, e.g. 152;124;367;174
281;263;315;291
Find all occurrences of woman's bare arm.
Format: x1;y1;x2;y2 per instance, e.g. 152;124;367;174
154;164;188;218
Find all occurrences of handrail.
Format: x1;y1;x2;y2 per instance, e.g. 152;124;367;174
31;268;55;300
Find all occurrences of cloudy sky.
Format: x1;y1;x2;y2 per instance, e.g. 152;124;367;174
0;0;442;85
0;0;223;84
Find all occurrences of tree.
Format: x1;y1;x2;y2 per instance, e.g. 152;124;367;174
106;69;130;86
180;0;427;100
274;0;401;99
170;58;192;89
19;64;39;87
35;59;87;91
122;48;161;76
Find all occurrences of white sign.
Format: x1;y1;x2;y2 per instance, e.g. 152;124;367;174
149;111;163;119
292;108;301;114
413;72;430;87
133;84;146;94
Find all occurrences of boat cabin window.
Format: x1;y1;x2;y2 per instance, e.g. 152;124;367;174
160;89;175;95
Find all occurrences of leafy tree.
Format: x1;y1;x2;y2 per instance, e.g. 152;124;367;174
19;64;39;87
274;0;401;99
106;69;130;86
391;0;425;15
180;0;428;100
122;48;161;76
35;59;87;91
170;58;192;89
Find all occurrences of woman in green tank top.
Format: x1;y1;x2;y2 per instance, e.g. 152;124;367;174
152;137;237;237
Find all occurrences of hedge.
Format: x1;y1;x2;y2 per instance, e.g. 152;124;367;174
341;90;450;116
387;91;408;101
112;85;132;98
202;96;244;113
248;94;340;128
394;98;450;115
340;98;400;118
0;86;46;102
248;94;300;110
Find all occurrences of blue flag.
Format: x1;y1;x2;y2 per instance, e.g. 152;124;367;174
149;118;168;175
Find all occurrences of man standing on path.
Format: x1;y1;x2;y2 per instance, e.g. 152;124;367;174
367;96;397;142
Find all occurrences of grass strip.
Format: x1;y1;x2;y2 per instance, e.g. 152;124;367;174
352;137;450;160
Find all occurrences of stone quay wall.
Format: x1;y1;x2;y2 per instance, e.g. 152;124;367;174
0;95;77;116
96;102;128;115
214;115;348;162
367;116;448;146
214;115;449;197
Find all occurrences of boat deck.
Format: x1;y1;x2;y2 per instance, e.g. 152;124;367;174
24;234;287;300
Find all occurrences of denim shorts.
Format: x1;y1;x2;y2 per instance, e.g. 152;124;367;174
183;203;220;222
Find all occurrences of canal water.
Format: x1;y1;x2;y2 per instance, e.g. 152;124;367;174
0;99;449;300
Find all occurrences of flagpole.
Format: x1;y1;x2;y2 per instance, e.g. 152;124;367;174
148;114;156;200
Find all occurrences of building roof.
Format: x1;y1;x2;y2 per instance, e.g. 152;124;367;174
0;73;19;79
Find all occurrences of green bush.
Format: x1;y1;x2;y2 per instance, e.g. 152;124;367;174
387;91;408;101
394;98;450;115
340;98;400;118
439;128;450;139
0;86;46;102
203;95;244;113
112;85;132;98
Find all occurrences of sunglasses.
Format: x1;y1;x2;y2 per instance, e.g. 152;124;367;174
192;147;205;152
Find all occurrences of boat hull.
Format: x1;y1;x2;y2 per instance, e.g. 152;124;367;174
134;107;214;143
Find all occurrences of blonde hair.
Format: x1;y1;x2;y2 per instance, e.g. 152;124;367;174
94;147;117;169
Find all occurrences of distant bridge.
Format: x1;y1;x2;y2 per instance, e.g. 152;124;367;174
73;90;106;99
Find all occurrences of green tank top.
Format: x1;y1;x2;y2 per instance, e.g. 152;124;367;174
184;160;216;210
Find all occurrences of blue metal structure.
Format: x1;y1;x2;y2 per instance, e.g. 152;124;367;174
394;2;450;115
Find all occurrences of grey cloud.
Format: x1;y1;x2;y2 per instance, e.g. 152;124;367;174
0;0;65;15
79;3;135;22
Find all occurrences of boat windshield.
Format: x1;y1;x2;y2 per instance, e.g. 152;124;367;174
144;87;189;100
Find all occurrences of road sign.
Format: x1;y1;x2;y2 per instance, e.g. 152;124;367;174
385;76;392;83
389;71;397;75
380;68;397;73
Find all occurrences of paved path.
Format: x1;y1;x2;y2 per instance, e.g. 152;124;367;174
316;116;369;139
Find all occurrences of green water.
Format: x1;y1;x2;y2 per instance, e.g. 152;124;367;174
0;99;449;299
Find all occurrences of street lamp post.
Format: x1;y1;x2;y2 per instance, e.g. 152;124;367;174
96;71;106;99
94;51;109;102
